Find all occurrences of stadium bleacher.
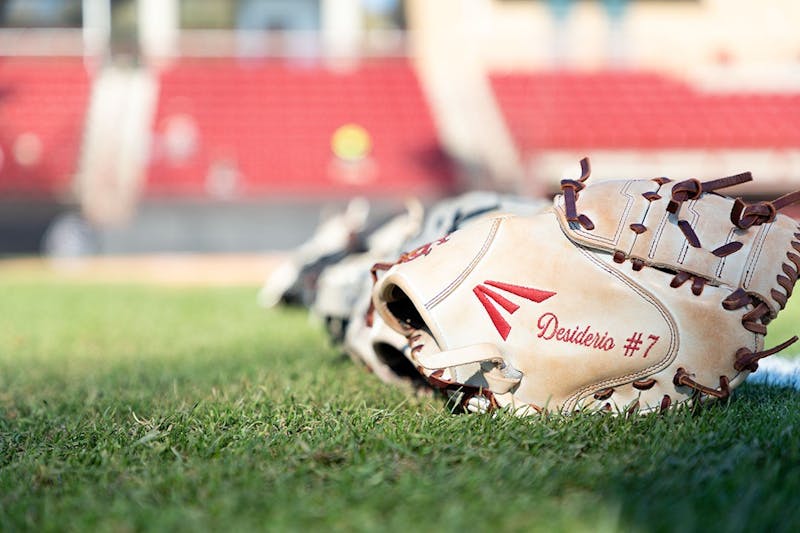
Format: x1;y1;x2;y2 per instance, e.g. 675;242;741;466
146;58;456;199
490;71;800;151
0;57;89;198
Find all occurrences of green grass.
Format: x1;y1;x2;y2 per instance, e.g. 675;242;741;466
2;280;800;532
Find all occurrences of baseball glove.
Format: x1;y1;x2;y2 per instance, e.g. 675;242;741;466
339;192;548;389
307;192;548;389
258;197;370;309
371;159;800;415
312;201;427;388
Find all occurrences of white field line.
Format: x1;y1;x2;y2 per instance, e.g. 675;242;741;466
747;356;800;390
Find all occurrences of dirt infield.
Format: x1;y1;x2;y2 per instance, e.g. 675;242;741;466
0;254;287;286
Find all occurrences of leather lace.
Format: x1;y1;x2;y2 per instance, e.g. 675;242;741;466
673;368;731;399
667;173;753;214
734;336;799;372
730;190;800;229
560;158;594;230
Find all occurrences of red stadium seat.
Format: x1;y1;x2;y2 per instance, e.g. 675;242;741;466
0;57;89;198
146;58;455;199
490;71;800;151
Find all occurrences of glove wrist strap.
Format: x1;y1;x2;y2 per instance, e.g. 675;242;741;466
417;343;522;394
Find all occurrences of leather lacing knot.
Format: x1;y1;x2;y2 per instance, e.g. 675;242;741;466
673;368;731;399
668;172;753;215
561;157;594;230
734;336;799;373
722;288;771;334
731;190;800;229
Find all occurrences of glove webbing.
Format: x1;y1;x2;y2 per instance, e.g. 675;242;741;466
570;160;800;404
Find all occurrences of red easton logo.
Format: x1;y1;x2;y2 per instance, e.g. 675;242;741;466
473;280;556;340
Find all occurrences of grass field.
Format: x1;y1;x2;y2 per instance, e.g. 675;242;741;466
2;276;800;532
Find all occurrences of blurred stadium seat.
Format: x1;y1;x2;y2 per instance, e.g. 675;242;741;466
0;57;89;198
146;58;456;199
490;71;800;151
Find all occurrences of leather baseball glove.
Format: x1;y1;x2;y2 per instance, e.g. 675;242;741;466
371;159;800;415
313;192;548;390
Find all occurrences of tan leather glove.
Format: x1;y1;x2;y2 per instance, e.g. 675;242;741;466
372;159;800;415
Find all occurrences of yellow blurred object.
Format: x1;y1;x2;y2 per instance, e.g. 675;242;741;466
331;124;372;162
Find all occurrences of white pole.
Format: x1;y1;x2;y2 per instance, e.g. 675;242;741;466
82;0;111;60
138;0;179;62
321;0;363;60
